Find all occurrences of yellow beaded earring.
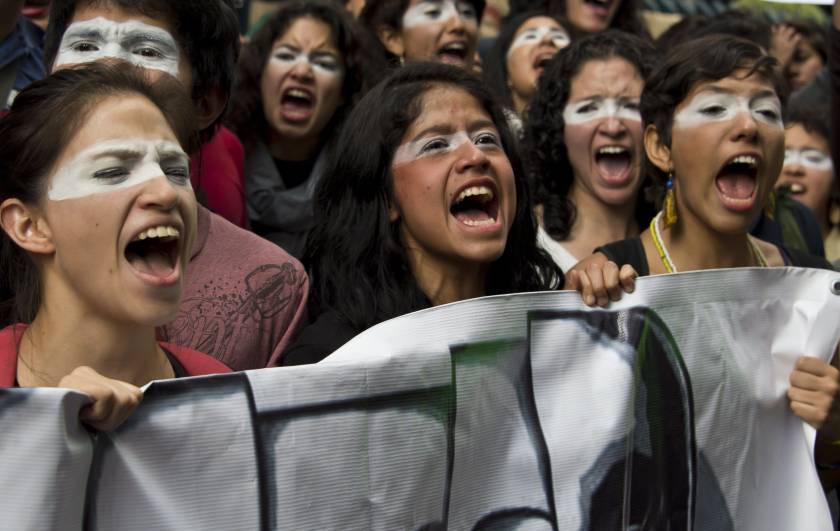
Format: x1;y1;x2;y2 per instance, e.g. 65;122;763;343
764;190;776;219
663;170;677;226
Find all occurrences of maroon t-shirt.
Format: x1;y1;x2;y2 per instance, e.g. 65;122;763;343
190;126;247;228
158;206;309;370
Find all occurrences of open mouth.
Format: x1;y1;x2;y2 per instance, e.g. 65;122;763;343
532;53;556;76
437;42;468;64
584;0;612;10
595;146;632;185
450;184;500;227
124;225;182;285
280;87;315;123
715;154;759;211
785;182;807;195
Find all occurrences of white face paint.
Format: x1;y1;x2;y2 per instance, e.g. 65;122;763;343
784;148;834;171
562;97;641;125
673;91;783;130
267;45;342;78
402;0;478;29
55;17;181;77
48;139;191;202
507;26;570;58
392;129;503;166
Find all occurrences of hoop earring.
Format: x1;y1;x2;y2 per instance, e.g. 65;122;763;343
765;190;776;220
663;171;677;226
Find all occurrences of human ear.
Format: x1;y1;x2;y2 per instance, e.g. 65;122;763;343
378;25;405;58
194;87;228;133
644;124;673;174
0;199;55;255
388;200;400;222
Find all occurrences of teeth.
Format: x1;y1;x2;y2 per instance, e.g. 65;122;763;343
598;146;627;155
455;185;494;204
732;155;757;167
462;218;496;226
136;225;180;241
789;183;806;193
287;88;311;100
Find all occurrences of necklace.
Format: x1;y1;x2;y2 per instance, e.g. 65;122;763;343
649;212;768;273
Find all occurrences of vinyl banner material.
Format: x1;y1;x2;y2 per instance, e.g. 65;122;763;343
2;268;839;530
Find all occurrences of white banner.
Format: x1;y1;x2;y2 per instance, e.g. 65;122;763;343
1;267;838;530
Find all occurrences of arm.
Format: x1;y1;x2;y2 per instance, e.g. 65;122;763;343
59;366;143;432
0;0;24;42
565;252;637;307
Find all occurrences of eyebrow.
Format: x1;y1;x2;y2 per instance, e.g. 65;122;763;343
63;29;103;40
697;86;778;101
91;148;144;161
122;33;178;50
409;120;498;143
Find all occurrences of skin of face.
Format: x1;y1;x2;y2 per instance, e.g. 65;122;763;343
389;85;517;270
777;123;834;220
786;40;824;92
58;3;193;89
663;72;785;235
260;17;345;148
38;95;198;326
397;0;479;68
565;0;621;33
505;16;569;114
346;0;366;17
563;57;644;207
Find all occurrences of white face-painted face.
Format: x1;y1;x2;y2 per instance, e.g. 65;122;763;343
267;44;343;79
784;148;833;171
392;129;504;166
562;97;641;125
402;0;478;29
673;91;783;130
507;26;570;58
56;17;180;77
48;139;191;202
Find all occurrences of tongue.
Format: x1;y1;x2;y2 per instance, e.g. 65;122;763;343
281;99;313;122
716;172;755;199
454;208;491;223
597;155;630;182
127;249;174;279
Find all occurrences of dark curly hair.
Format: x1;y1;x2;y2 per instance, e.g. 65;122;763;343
227;0;387;152
44;0;240;143
0;63;196;325
640;35;787;189
484;10;568;111
522;30;656;241
510;0;650;39
305;62;561;333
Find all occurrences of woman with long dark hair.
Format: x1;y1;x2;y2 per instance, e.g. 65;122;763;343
282;62;563;365
227;0;384;257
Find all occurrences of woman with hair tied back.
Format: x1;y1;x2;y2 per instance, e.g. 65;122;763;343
0;64;230;430
281;61;581;365
568;36;840;465
228;0;384;257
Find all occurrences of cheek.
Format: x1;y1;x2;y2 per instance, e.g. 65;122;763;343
506;50;533;91
176;57;193;89
260;63;284;105
563;123;594;174
402;25;441;59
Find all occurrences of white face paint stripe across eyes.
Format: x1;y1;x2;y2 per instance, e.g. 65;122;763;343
507;26;570;58
784;149;834;171
392;130;501;166
402;0;477;29
55;17;180;77
562;98;641;125
673;92;784;130
268;49;342;78
48;139;191;202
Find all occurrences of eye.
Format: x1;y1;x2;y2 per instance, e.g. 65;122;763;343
474;131;501;148
71;41;99;53
165;167;190;184
621;101;640;111
576;102;599;114
755;107;780;121
274;50;297;62
458;3;477;18
134;46;164;59
419;137;450;155
92;167;130;183
312;56;339;71
423;7;443;18
699;105;727;116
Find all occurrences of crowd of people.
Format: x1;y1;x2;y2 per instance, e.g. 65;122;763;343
2;0;840;508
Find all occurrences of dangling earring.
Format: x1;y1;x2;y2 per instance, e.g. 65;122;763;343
764;190;776;219
663;171;677;226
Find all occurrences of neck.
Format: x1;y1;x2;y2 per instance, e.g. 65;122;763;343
660;209;756;271
511;91;529;116
405;248;487;306
266;129;319;162
562;182;638;256
17;282;170;388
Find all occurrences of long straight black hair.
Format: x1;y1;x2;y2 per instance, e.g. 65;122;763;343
305;62;562;332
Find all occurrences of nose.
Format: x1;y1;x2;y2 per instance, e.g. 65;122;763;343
454;141;491;174
138;173;180;211
289;59;314;81
731;110;759;143
599;116;627;137
446;8;469;34
540;32;558;49
782;160;806;178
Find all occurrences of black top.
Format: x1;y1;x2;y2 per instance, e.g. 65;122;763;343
273;157;317;190
281;311;360;366
596;237;835;276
